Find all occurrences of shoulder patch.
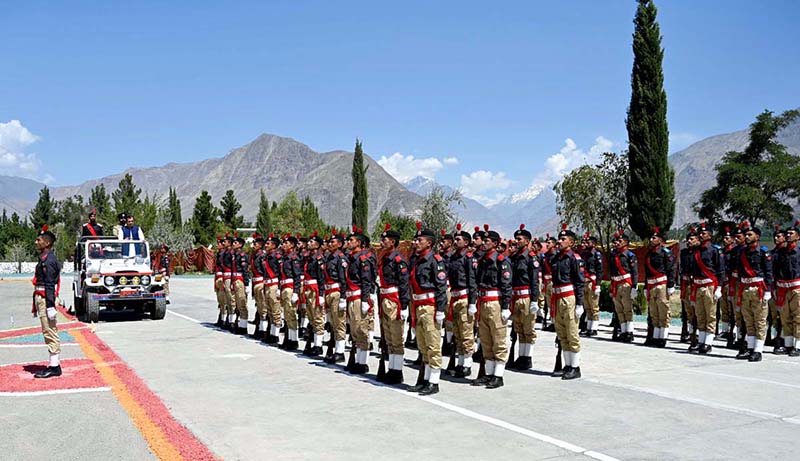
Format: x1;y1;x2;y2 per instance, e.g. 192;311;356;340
529;251;536;258
395;255;402;263
574;253;582;260
433;254;443;261
359;254;367;261
533;260;540;268
497;254;505;261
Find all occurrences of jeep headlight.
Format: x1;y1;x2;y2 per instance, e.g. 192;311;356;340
104;276;115;286
119;276;128;285
141;275;151;286
132;276;141;285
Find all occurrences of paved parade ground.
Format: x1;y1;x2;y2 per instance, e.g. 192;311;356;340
1;275;799;461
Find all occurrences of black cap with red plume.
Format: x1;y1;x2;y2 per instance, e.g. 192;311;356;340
514;223;531;240
651;225;665;240
381;222;400;241
38;224;56;243
785;219;800;234
454;222;471;241
557;222;576;240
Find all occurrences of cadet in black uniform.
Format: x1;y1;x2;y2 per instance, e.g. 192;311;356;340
377;224;410;384
549;224;585;380
447;224;478;378
508;224;540;371
33;225;62;379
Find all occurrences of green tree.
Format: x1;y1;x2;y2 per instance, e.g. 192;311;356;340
139;193;160;231
271;192;303;236
190;190;218;245
370;209;417;242
255;189;272;236
0;212;37;259
89;184;113;226
420;185;463;235
695;109;800;227
29;186;56;229
167;187;182;230
351;139;369;232
56;194;87;247
112;173;142;218
150;210;195;254
554;152;630;252
218;189;245;230
625;0;674;238
300;196;328;235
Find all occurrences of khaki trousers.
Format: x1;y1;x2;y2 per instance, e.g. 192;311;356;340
233;280;248;319
694;285;716;334
253;283;267;321
613;284;633;323
719;292;731;325
281;287;298;330
512;297;537;344
264;285;281;326
781;289;800;341
215;278;226;315
741;287;767;340
304;288;325;335
348;299;370;350
681;283;694;324
478;300;508;362
326;291;347;341
647;285;670;328
451;298;474;355
35;294;60;355
223;279;234;315
768;298;781;334
380;298;405;355
731;280;744;331
544;281;553;315
554;295;580;353
444;286;453;334
415;305;442;369
584;284;600;321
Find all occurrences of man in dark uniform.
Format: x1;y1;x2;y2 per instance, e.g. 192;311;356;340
719;227;736;341
689;223;724;354
776;220;800;357
75;208;104;270
471;225;512;389
250;234;268;339
156;243;171;304
221;234;235;329
768;226;786;353
541;234;558;332
610;231;638;343
678;236;694;343
439;230;455;356
323;230;349;363
214;236;227;327
447;224;478;378
549;224;585;380
302;231;327;357
344;226;376;374
377;224;410;384
508;224;540;371
735;222;772;361
579;234;603;337
407;224;448;395
279;235;302;350
33;225;62;378
263;234;283;344
232;235;250;335
644;227;675;347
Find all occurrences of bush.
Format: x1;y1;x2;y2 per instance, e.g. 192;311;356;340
599;280;648;315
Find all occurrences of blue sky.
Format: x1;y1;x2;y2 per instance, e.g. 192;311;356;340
2;0;798;206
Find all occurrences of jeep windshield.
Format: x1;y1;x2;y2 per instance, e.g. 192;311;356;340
86;241;149;260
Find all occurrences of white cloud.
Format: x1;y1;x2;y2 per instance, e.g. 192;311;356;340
510;136;614;203
377;152;459;183
0;120;51;182
459;170;514;206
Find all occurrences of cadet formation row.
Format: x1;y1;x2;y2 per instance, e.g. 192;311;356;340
211;220;800;395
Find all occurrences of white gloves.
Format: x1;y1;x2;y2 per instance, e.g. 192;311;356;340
46;307;57;321
338;298;347;311
501;309;511;321
468;304;477;317
764;291;772;302
529;303;539;316
291;293;299;304
435;311;445;326
400;308;409;321
630;287;638;299
575;304;584;318
318;296;324;307
713;287;722;301
667;287;675;297
361;302;370;315
594;286;601;295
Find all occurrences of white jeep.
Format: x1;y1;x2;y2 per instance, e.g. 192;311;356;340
72;237;167;322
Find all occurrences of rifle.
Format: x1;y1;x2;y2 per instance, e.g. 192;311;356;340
611;311;620;341
680;303;689;343
404;316;417;349
325;321;335;358
446;333;457;373
507;327;517;367
645;314;654;346
476;351;486;379
553;337;563;375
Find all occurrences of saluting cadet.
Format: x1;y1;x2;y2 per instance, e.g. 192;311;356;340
344;226;376;374
508;224;540;371
776;220;800;357
579;234;603;337
323;230;349;364
279;235;302;350
610;231;638;343
232;235;250;335
377;224;411;384
689;223;723;354
33;225;62;379
471;225;512;389
549;224;585;380
447;224;478;378
735;222;772;361
407;224;448;395
302;232;327;357
644;227;675;347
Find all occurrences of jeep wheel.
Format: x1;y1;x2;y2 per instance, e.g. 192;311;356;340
85;293;100;323
151;297;166;320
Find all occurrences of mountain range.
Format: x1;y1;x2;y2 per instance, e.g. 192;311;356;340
3;116;800;236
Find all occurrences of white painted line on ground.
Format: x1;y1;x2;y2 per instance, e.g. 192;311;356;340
0;343;79;348
0;387;112;397
166;309;202;323
390;387;619;461
212;353;254;360
584;378;800;425
687;369;800;390
167;306;619;460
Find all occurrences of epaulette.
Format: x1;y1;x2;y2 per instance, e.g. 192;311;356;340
433;254;443;261
574;253;582;260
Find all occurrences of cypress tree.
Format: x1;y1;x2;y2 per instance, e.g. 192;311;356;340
167;187;182;230
218;189;245;230
112;173;142;218
256;189;272;236
625;0;674;238
191;190;217;245
351;139;369;231
30;186;56;229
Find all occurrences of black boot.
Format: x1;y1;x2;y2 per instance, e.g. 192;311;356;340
418;382;439;395
748;351;763;362
553;366;569;378
216;313;224;328
285;340;299;351
698;344;712;354
34;365;62;379
408;380;428;393
324;352;345;364
471;375;492;386
773;338;787;355
486;376;504;389
788;348;800;357
736;349;753;360
513;356;532;371
562;366;582;380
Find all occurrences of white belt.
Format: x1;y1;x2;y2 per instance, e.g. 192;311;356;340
512;288;530;295
479;289;500;297
34;285;46;291
588;275;597;280
265;278;278;284
740;277;763;284
253;276;264;282
612;274;631;281
223;272;231;276
280;279;294;287
693;278;714;285
380;287;398;295
325;283;340;290
451;288;468;297
777;280;800;288
412;292;435;301
304;279;318;286
553;284;574;294
647;275;667;284
215;272;223;276
543;275;552;280
346;289;362;297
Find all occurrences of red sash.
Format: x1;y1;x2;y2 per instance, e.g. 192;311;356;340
377;254;401;319
737;247;765;303
611;251;630;297
690;246;718;301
